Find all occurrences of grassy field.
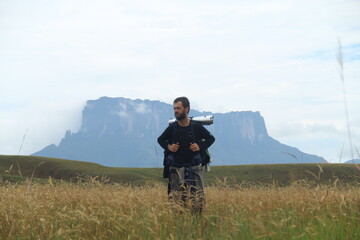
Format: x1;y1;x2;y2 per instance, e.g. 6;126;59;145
0;155;164;185
0;155;359;239
1;155;360;186
0;181;359;239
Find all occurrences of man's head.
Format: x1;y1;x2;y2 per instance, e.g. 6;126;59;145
173;97;190;121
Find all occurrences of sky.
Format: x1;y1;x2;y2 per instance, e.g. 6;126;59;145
1;0;359;163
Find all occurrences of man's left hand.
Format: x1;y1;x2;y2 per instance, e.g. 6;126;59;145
189;143;200;152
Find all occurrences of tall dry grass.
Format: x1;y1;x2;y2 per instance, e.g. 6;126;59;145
0;179;359;240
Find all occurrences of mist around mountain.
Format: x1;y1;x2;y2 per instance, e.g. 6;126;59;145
33;97;327;167
344;159;360;164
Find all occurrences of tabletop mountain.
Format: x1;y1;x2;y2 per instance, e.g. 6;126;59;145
33;97;326;167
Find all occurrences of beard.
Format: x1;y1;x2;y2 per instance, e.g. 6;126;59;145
175;112;186;121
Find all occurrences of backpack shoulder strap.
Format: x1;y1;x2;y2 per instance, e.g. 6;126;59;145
189;120;196;143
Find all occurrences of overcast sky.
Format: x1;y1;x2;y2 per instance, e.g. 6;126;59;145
1;0;359;163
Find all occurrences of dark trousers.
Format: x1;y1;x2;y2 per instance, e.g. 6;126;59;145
168;165;205;213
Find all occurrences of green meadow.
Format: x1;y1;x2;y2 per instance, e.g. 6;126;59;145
1;155;359;239
0;155;359;186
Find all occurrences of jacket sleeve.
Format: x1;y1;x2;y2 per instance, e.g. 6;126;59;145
196;124;215;150
157;125;173;150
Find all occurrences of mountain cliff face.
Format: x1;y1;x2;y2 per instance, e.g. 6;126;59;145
33;97;326;167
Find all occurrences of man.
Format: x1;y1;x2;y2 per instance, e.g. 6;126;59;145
157;97;215;213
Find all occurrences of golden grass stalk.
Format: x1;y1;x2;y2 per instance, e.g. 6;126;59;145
0;181;359;239
337;39;355;162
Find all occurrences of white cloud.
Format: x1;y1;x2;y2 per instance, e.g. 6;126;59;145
0;99;83;155
133;103;151;114
0;0;359;160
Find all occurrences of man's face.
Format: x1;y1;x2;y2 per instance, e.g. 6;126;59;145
173;101;188;121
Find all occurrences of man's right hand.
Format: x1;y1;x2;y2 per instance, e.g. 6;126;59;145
168;142;180;152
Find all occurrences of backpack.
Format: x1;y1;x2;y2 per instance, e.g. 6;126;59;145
163;121;211;178
190;123;211;168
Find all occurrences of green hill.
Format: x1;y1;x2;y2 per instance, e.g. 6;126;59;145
0;155;163;185
1;155;359;186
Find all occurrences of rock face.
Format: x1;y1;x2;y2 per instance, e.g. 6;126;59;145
32;97;327;167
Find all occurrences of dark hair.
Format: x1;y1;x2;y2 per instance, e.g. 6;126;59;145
173;96;190;113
